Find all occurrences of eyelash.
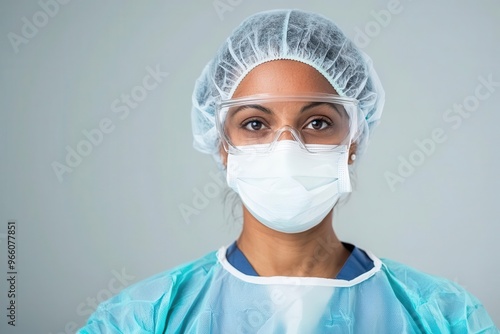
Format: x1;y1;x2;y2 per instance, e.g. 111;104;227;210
241;117;333;131
241;118;268;131
306;117;333;130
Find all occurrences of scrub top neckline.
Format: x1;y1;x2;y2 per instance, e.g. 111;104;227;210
217;244;383;287
225;241;374;280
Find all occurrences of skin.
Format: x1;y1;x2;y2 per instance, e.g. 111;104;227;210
220;60;357;278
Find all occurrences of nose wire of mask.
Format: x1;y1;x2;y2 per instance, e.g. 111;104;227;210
226;140;351;233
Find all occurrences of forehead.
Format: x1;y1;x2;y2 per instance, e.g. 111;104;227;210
232;60;338;98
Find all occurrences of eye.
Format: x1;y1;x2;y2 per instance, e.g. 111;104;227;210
306;118;331;130
243;119;265;131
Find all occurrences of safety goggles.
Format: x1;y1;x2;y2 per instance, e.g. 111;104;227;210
216;94;360;154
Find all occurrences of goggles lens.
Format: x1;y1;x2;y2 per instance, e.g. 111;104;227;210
217;94;360;153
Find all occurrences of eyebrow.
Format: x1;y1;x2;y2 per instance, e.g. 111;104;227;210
301;102;344;117
233;104;272;114
232;102;344;116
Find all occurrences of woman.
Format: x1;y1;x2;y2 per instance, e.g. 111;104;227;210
79;9;497;333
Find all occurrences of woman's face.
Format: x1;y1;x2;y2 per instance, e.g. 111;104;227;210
220;60;357;163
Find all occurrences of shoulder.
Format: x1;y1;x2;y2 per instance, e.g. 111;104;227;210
380;258;497;333
381;257;462;293
78;251;219;334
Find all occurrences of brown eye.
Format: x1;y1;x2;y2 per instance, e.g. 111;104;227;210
306;119;330;130
243;120;264;131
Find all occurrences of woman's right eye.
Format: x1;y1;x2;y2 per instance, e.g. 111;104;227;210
243;120;264;131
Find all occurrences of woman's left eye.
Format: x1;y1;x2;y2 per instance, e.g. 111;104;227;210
306;119;330;130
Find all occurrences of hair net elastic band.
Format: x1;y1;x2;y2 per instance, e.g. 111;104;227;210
226;57;348;101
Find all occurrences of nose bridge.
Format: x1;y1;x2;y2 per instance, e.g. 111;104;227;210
276;128;294;141
274;126;303;144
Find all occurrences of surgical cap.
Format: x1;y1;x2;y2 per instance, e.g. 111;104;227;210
191;9;385;162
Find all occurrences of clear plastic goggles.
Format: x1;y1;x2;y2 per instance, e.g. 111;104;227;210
216;93;360;154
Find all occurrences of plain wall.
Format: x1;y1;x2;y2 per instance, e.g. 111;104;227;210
0;0;498;332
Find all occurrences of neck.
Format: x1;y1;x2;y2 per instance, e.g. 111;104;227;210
236;208;350;278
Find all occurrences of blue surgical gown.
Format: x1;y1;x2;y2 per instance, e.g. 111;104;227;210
78;245;498;333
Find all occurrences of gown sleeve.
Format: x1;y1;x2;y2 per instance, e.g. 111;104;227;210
77;273;176;334
382;258;498;334
77;251;217;333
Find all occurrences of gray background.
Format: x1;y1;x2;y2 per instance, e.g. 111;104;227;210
0;0;498;332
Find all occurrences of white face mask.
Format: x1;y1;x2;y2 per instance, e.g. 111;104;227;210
226;140;351;233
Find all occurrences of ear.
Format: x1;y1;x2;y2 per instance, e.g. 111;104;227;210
219;144;228;168
348;142;357;165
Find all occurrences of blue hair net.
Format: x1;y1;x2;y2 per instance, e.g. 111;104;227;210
192;9;385;162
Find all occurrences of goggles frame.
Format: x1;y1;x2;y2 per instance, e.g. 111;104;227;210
215;93;360;154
